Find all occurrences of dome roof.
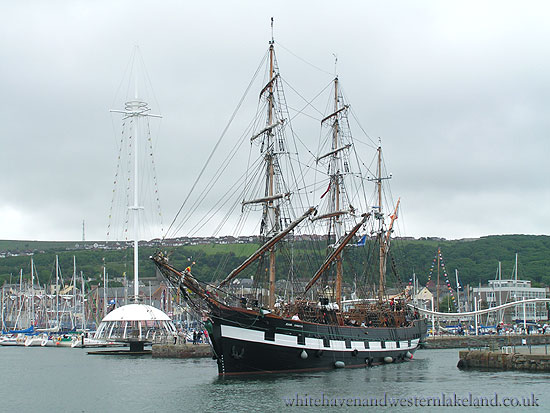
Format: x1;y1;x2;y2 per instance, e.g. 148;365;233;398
101;304;172;322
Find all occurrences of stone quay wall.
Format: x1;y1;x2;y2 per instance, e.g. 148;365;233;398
423;334;550;349
458;349;550;371
152;343;212;359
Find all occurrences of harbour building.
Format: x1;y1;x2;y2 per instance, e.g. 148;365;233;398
473;279;547;324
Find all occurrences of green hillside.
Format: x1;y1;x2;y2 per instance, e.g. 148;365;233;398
0;235;549;289
394;235;550;288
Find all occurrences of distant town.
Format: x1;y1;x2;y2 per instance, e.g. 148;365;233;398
0;234;477;258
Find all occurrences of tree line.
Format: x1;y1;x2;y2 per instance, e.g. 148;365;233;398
0;235;549;290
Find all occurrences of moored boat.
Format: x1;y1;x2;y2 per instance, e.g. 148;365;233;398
71;334;126;348
0;333;26;346
40;335;55;347
24;333;47;347
53;335;74;347
152;25;427;375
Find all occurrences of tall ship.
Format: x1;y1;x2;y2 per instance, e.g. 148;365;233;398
152;29;427;375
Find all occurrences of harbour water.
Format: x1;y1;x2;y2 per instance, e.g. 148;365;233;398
2;347;548;412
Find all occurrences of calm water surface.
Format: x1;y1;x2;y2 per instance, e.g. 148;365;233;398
1;347;548;412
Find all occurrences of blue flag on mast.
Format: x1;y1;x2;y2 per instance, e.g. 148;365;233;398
357;235;366;246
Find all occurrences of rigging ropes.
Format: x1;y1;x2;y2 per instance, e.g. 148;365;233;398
165;51;269;239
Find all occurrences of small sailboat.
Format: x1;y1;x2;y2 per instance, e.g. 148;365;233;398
24;333;47;347
0;333;26;346
40;335;56;347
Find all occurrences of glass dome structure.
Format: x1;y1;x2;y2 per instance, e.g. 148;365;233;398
94;304;177;351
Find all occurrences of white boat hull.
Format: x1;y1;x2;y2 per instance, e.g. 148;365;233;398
71;336;126;348
24;335;44;347
41;337;55;347
1;334;27;346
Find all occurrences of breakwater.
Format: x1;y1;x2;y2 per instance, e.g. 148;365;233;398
423;334;550;349
152;343;212;358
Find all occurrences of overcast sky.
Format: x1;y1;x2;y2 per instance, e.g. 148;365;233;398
1;1;549;241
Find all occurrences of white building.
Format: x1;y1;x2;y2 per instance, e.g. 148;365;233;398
473;279;547;323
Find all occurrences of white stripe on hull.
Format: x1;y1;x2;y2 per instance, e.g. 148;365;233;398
220;324;420;353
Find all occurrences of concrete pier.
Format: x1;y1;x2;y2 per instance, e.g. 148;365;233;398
458;347;550;371
152;343;212;359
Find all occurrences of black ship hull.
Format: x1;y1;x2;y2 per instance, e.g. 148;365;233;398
206;306;428;376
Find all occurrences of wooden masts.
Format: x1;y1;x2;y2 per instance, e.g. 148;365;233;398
240;27;290;310
304;213;369;296
331;77;343;308
267;41;277;310
315;76;366;307
377;148;385;302
368;146;393;303
219;207;316;288
313;76;347;307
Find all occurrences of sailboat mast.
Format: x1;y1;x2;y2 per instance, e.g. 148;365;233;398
103;259;107;316
1;286;4;331
436;247;440;312
267;39;276;310
332;77;343;308
377;147;385;302
455;268;460;312
56;255;59;327
498;261;502;322
31;258;34;326
81;270;86;331
515;253;518;282
18;269;22;329
73;256;76;310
